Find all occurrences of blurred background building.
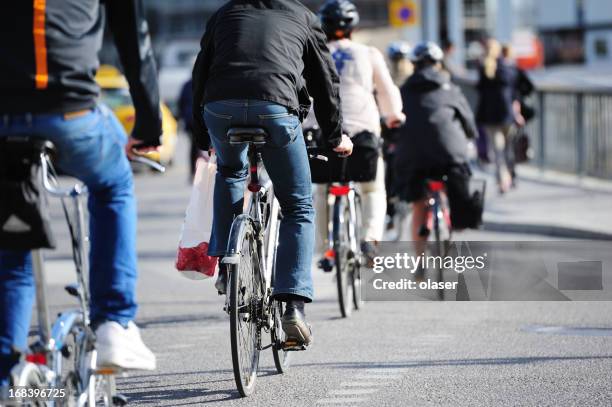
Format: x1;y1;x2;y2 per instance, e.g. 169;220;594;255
98;0;612;109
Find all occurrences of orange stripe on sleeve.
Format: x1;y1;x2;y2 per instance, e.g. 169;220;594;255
33;0;48;90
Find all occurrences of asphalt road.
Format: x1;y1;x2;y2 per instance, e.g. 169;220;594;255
40;137;612;406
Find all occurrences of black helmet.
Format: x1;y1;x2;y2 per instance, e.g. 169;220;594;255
319;0;360;39
410;42;444;64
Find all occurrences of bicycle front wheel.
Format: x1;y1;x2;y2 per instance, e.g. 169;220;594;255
229;217;263;397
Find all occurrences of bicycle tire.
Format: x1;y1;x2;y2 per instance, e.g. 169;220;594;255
352;194;364;310
433;206;445;301
269;219;291;373
229;217;262;397
333;196;353;318
53;312;92;407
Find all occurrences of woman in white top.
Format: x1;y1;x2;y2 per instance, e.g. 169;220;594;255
308;0;405;263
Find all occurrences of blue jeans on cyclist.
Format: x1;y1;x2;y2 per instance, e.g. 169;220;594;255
204;100;315;302
0;105;139;385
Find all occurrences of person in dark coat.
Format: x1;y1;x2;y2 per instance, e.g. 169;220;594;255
476;40;525;193
191;0;353;347
177;78;201;177
395;42;478;258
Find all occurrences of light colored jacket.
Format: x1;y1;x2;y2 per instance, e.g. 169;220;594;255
304;39;404;136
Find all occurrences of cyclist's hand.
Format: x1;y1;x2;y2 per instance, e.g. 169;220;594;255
333;134;353;157
126;136;159;160
385;113;406;129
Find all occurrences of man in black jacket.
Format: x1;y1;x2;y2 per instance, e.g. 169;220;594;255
395;42;478;257
192;0;352;346
0;0;160;385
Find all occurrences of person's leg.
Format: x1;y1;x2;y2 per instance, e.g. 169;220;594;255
358;156;387;242
251;103;315;302
0;252;34;386
313;184;329;255
504;125;517;186
202;102;249;257
485;125;511;193
41;106;153;369
45;107;138;326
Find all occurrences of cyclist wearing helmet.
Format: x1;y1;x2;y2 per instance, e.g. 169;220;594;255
311;0;405;263
0;0;160;386
192;0;352;347
387;41;414;85
395;42;478;260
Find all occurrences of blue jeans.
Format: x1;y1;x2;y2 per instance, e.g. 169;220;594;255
0;105;138;385
204;100;315;301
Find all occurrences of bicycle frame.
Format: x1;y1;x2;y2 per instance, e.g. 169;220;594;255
425;180;452;244
10;152;97;406
223;145;279;304
325;184;360;257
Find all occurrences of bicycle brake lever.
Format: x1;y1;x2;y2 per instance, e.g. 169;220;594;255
308;154;329;162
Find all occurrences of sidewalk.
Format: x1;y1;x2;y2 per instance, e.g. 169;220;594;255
479;166;612;239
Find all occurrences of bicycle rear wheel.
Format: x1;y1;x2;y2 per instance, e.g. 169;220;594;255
333;196;353;318
433;209;445;301
229;218;263;397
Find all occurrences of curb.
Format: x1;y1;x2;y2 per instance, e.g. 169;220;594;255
483;221;612;240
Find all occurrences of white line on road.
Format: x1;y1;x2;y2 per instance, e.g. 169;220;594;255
339;381;381;387
329;389;379;396
317;397;368;404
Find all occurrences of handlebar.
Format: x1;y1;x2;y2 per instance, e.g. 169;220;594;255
130;153;166;173
40;153;87;197
307;146;340;162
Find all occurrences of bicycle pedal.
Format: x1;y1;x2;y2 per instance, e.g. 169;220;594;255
317;258;334;272
282;338;307;351
95;366;123;376
418;225;430;237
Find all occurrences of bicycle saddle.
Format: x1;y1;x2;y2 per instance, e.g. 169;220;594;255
227;127;268;146
0;136;56;157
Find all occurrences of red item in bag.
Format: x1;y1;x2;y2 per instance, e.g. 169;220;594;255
175;155;217;280
175;242;218;278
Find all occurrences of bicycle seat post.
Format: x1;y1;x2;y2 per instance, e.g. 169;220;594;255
226;127;268;193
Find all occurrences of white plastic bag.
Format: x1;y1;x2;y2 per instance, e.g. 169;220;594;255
175;155;218;280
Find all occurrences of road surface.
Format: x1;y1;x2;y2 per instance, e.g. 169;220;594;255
40;138;612;406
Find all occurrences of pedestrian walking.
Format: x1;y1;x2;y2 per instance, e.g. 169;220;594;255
476;39;526;194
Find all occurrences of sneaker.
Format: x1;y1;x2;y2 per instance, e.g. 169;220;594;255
215;269;228;295
361;241;378;268
317;257;334;272
95;321;156;371
281;303;312;347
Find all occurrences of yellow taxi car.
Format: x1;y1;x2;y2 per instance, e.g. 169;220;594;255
95;65;178;167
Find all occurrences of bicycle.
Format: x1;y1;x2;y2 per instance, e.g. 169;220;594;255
418;177;452;300
314;152;364;318
2;137;162;406
220;127;313;397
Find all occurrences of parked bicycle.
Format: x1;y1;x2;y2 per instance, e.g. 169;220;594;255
3;137;162;407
